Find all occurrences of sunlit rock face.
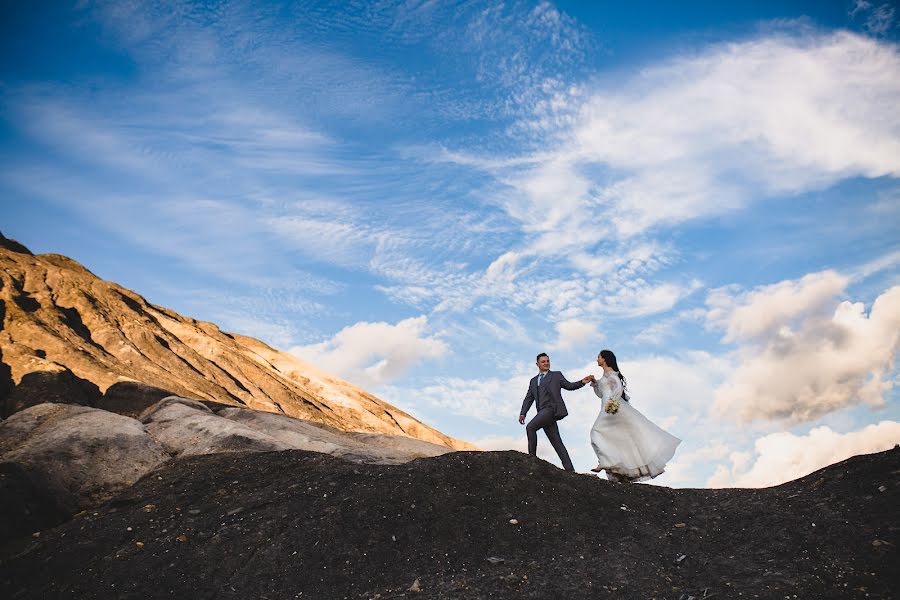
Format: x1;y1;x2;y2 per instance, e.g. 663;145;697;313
0;232;475;451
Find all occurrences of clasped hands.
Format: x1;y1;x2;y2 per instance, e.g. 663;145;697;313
581;374;597;385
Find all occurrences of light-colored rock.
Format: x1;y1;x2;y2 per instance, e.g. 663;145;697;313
137;398;456;464
140;397;292;457
0;403;170;513
217;406;456;464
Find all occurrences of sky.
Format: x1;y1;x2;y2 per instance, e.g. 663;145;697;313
2;0;899;488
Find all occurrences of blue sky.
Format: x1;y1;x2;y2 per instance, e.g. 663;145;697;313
3;0;899;487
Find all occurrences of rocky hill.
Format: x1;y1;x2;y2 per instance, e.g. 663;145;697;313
0;231;479;552
0;232;472;451
1;446;896;599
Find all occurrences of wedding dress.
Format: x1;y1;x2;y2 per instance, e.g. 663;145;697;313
589;373;680;481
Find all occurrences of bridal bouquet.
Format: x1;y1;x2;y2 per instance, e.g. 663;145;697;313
605;398;620;414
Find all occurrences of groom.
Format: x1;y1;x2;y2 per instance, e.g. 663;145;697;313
518;352;590;471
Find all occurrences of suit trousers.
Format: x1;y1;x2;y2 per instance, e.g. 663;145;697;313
526;407;574;471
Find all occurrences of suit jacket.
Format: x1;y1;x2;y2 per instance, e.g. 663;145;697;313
519;370;585;421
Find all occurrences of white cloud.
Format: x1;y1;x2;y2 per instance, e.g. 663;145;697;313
851;247;900;281
711;283;900;423
706;421;900;488
408;376;523;425
633;320;677;346
618;352;731;421
500;159;593;236
472;434;526;452
453;31;900;242
571;32;900;236
850;2;898;35
290;316;448;387
663;443;732;486
403;31;900;328
597;278;704;318
552;318;600;350
706;270;849;342
265;214;377;268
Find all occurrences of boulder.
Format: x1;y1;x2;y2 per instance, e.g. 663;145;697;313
217;406;454;464
0;403;170;521
137;399;455;464
2;368;101;418
95;381;177;418
139;397;293;456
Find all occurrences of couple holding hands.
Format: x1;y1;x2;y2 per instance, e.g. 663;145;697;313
519;350;680;482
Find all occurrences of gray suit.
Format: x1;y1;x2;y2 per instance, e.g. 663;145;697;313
519;370;584;471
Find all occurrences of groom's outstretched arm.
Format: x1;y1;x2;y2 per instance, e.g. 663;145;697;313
519;383;535;422
559;373;586;391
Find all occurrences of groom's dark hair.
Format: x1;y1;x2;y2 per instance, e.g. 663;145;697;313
536;352;549;361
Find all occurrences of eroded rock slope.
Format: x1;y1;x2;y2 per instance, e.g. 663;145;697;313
0;232;472;451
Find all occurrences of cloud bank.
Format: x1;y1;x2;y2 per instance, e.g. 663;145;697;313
710;278;900;423
707;421;900;487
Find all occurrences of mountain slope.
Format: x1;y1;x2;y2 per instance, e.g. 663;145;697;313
0;233;473;450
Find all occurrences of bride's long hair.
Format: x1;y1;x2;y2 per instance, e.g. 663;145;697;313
600;349;629;401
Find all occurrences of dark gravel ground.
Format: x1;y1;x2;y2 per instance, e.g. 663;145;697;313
1;446;897;599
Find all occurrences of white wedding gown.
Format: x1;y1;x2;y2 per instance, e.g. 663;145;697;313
589;373;681;481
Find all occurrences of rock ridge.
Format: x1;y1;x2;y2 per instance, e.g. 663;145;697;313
0;233;474;451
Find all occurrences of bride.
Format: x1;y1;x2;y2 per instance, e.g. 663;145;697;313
588;349;680;482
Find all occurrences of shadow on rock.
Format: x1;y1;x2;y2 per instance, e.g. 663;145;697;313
2;369;101;418
0;347;12;418
96;381;177;419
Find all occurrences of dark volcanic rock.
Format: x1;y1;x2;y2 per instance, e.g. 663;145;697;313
0;462;69;545
95;381;177;418
2;368;101;418
1;448;896;600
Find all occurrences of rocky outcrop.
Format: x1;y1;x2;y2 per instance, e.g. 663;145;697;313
0;404;171;527
0;232;476;548
137;396;456;463
1;367;101;418
95;381;177;418
139;397;293;457
217;406;456;464
0;234;474;451
0;398;459;543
